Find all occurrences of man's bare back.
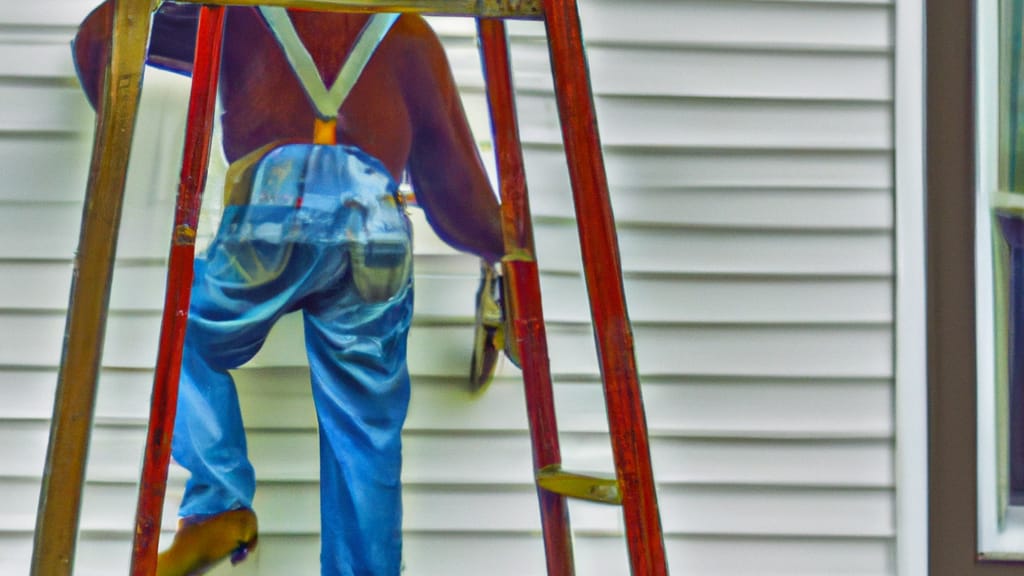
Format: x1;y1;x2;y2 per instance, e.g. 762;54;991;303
75;4;504;262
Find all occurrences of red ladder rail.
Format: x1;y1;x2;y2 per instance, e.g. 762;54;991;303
478;2;669;572
478;19;576;576
130;7;226;575
541;0;670;573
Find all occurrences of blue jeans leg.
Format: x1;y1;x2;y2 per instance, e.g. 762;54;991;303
303;279;413;576
173;239;326;517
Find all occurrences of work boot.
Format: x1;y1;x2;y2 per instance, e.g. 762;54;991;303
156;508;258;576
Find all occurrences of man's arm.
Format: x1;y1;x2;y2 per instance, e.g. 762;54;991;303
397;16;505;264
73;1;200;108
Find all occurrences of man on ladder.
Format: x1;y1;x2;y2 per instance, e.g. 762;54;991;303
73;3;506;574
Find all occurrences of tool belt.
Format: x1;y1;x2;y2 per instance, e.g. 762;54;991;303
220;142;412;303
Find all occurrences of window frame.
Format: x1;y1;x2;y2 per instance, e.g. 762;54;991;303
927;0;1024;572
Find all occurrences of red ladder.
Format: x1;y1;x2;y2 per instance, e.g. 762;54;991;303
30;1;668;575
478;15;668;574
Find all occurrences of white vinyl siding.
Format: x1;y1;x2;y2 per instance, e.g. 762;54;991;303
0;1;898;575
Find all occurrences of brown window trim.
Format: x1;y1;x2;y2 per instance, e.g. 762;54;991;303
928;0;1024;572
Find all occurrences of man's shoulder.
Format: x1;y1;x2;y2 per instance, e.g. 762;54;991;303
384;14;446;60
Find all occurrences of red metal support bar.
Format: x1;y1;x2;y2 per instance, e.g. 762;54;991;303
129;7;226;575
478;19;575;576
478;20;534;256
540;0;669;574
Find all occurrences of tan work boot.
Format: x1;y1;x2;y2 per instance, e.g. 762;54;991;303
156;508;258;576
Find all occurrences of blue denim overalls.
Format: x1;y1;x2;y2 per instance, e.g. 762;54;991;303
171;11;411;575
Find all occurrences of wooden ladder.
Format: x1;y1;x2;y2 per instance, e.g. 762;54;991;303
29;1;668;575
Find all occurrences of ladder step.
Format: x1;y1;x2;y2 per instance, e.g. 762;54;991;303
536;465;622;505
172;0;544;19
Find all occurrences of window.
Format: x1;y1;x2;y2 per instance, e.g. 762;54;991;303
976;0;1024;557
930;0;1024;572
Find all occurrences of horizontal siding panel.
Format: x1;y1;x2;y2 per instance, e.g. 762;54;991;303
403;435;895;488
0;421;893;489
759;0;892;4
0;200;892;274
553;275;894;324
446;43;893;100
535;223;893;276
418;274;895;324
3;202;895;275
532;186;894;230
0;41;892;142
0;533;896;576
0;15;894;122
0;368;190;423
637;536;894;576
0;203;174;261
256;533;886;576
0;262;77;310
624;324;892;378
0;312;163;369
652;439;894;487
545;379;893;438
515;95;893;151
422;273;894;324
406;378;893;437
0;256;486;315
464;93;893;164
0;42;78;79
277;434;894;487
6;0;894;41
242;483;894;537
0;370;65;421
524;147;893;191
0;85;90;133
0;261;893;324
549;46;894;101
0;202;476;261
0;372;893;439
0;26;891;104
660;485;895;537
0;70;189;204
0;367;894;438
0;2;93;26
0;137;91;203
569;534;895;576
0;312;893;377
434;0;892;50
249;318;895;379
0;535;33;576
0;480;894;538
573;0;893;51
204;533;896;576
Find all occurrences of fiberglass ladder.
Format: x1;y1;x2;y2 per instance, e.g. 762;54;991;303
29;1;668;575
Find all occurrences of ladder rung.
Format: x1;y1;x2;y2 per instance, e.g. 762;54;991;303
171;0;544;19
536;465;622;505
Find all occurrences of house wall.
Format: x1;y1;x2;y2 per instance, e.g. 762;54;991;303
0;1;900;574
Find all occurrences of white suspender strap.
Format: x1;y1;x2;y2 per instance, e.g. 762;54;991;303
259;8;399;120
